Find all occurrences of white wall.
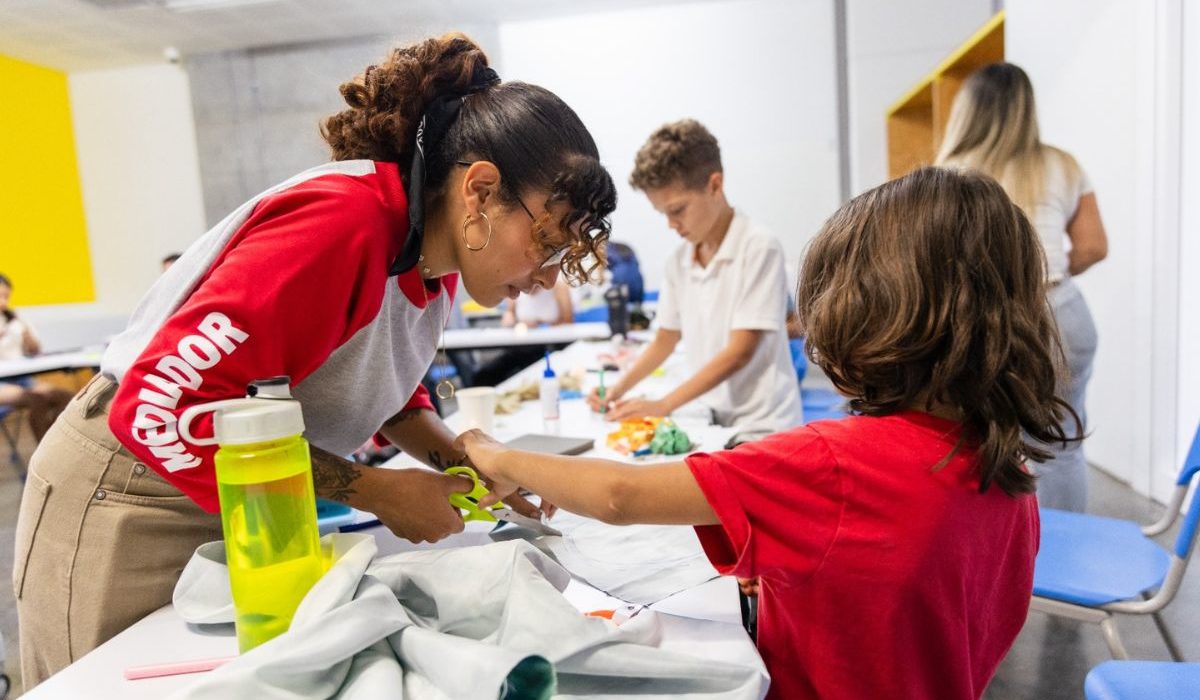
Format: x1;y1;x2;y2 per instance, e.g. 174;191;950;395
189;23;500;227
69;63;208;315
845;0;993;195
1008;0;1186;502
498;0;841;290
1179;1;1200;472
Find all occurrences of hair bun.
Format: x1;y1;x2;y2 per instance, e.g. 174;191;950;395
321;33;491;166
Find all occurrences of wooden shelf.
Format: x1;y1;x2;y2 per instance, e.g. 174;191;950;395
885;11;1005;179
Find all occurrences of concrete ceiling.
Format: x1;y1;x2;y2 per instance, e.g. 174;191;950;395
0;0;707;72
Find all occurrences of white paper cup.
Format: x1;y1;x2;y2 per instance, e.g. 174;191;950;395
457;387;497;433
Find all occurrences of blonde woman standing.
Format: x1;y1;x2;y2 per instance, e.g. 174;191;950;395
937;62;1108;512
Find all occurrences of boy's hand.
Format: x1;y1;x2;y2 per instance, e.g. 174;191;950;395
586;386;623;413
455;429;520;507
605;397;671;421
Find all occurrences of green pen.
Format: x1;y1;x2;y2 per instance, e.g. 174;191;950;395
598;367;607;414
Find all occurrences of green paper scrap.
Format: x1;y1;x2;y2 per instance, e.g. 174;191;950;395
649;420;691;455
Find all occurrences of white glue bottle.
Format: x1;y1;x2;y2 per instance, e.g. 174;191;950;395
540;350;561;434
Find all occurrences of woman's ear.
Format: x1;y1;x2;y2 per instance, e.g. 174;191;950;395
461;161;502;214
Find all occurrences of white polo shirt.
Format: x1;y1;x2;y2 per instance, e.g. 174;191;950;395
657;211;802;435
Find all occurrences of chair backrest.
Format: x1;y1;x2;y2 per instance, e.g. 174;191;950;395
789;338;808;384
573;305;609;323
1172;422;1200;558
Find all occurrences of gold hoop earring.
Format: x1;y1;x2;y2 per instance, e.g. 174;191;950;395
462;211;492;251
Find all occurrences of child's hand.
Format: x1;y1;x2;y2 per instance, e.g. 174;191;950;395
606;397;670;421
454;429;519;507
586;386;622;413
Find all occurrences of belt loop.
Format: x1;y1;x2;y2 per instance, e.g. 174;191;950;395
84;374;118;419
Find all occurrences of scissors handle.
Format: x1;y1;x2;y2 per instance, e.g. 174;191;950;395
445;466;504;522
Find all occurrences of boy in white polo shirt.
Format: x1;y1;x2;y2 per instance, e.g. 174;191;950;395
590;119;801;438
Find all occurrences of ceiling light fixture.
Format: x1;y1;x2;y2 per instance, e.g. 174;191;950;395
158;0;284;12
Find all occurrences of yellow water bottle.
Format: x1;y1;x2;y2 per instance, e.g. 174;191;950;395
179;377;324;652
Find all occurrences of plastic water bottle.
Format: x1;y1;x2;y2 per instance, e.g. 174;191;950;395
178;377;323;652
540;351;561;434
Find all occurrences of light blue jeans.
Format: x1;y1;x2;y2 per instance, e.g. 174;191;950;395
1035;279;1098;512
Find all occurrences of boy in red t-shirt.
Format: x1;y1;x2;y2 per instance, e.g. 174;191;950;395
457;167;1080;699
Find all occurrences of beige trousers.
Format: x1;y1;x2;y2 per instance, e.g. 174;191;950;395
11;374;222;692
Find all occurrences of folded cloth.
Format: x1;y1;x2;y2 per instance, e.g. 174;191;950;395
171;534;767;699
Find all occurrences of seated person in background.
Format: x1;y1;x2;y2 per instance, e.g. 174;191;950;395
605;241;644;304
501;277;574;328
0;274;71;440
459;167;1073;700
471;278;574;387
591;119;801;438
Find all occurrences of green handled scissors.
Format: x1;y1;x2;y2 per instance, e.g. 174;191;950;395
446;466;504;523
446;466;562;537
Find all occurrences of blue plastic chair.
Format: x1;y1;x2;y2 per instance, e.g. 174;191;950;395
789;337;808;384
801;388;848;423
573;305;609;323
1085;661;1200;700
427;364;458;384
1030;421;1200;660
790;338;849;424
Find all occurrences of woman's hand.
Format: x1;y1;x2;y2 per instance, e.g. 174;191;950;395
454;429;520;507
355;468;474;543
605;396;671;422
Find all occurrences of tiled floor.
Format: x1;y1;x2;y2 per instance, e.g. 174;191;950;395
0;410;1195;699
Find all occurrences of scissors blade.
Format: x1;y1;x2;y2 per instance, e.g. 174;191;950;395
490;508;562;537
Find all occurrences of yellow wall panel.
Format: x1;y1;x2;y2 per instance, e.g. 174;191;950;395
0;53;94;306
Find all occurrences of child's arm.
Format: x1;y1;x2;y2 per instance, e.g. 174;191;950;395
607;329;762;420
456;429;718;526
587;328;680;412
553;280;574;325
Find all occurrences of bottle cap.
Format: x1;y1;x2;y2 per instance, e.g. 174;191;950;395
178;377;305;447
214;400;305;445
543;351;556;379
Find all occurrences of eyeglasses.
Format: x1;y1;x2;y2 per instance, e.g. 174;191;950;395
456;160;570;269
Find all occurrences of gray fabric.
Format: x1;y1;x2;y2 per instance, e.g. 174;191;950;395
1036;279;1098;512
171;534;767;699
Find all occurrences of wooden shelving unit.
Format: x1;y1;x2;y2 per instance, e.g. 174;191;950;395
885;11;1005;179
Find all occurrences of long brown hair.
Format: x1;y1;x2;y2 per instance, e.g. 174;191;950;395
935;62;1082;216
796;167;1080;495
320;33;616;284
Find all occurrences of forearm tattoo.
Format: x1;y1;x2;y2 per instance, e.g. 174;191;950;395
311;447;362;503
383;408;425;427
427;449;466;472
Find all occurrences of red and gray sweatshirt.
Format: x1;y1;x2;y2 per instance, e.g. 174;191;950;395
102;160;455;512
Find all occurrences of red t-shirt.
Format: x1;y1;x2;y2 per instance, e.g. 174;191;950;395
103;162;452;511
687;411;1038;700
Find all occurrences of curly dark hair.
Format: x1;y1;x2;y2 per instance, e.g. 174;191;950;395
796;166;1081;496
629;118;722;191
321;33;616;283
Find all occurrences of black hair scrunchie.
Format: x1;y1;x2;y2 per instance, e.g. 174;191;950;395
390;65;500;276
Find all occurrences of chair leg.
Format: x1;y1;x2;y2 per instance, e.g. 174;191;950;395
1032;597;1131;660
1099;616;1129;659
1151;611;1185;661
0;415;25;478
